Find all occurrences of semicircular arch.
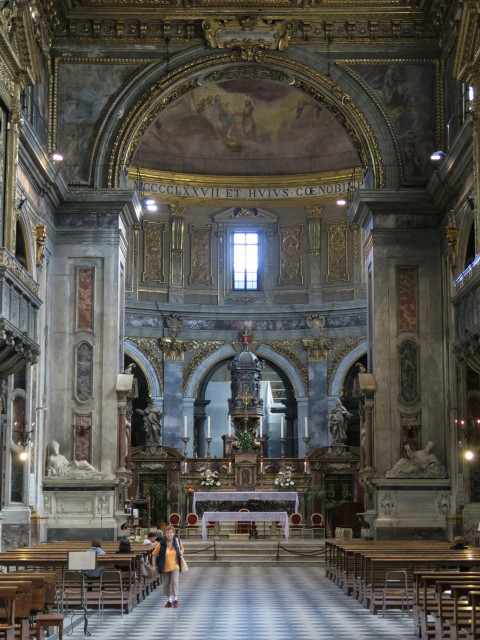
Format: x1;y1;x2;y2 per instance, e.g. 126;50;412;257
330;339;368;397
124;339;163;397
92;48;400;190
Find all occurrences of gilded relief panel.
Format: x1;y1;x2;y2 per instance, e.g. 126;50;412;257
142;221;165;284
326;221;349;283
278;225;303;286
189;224;213;285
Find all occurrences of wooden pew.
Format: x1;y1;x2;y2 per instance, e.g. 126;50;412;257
0;586;17;640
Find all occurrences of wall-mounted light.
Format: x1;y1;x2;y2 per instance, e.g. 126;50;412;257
49;151;63;162
336;198;347;206
142;198;158;212
430;150;446;161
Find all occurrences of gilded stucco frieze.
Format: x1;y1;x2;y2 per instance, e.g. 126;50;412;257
183;341;229;396
261;340;307;395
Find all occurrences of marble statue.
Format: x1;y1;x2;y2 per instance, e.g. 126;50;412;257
46;440;102;478
385;441;447;478
327;399;352;444
136;398;162;446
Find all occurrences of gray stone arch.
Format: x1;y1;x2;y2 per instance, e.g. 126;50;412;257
124;339;162;398
91;47;400;190
330;339;368;398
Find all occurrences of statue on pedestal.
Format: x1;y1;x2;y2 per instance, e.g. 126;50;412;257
327;399;352;445
136;398;162;448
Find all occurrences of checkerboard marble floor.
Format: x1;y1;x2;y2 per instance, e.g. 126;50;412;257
62;567;419;640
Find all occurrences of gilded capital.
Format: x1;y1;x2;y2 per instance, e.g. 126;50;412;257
159;338;193;361
302;338;332;361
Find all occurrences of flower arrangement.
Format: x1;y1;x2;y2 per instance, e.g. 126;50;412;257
233;431;258;451
274;469;295;489
199;468;221;489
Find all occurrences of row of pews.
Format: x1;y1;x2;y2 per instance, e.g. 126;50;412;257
0;540;160;640
325;540;480;640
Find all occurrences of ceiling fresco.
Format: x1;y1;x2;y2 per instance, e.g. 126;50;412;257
132;79;360;177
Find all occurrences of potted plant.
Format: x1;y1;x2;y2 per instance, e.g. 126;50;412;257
143;481;170;528
304;485;345;538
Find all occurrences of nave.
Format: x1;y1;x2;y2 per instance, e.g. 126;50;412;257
63;566;417;640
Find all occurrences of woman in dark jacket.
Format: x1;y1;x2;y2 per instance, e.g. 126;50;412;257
152;525;185;608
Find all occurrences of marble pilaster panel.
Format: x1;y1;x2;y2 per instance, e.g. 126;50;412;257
307;361;329;450
162;360;184;452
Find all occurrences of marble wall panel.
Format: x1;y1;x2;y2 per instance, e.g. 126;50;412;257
74;413;92;462
76;341;93;402
77;267;94;331
398;266;417;332
399;340;419;404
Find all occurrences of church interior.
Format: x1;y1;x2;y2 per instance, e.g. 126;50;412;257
0;0;479;571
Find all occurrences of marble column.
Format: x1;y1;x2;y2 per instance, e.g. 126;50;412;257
162;360;184;451
302;338;331;450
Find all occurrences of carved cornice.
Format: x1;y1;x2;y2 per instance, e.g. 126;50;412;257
183;340;229;395
125;337;164;394
453;0;480;83
327;336;365;393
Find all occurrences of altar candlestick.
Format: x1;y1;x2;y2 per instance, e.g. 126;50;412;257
304;416;308;437
184;416;188;438
207;416;211;438
280;417;284;439
259;417;263;438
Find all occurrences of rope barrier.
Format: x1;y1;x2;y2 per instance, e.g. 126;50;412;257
276;542;326;560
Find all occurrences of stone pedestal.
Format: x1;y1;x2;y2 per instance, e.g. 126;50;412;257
373;478;451;540
44;480;118;541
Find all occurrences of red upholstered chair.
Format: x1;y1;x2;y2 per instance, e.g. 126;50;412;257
185;513;200;538
236;509;251;534
289;513;304;538
169;513;181;527
310;513;325;539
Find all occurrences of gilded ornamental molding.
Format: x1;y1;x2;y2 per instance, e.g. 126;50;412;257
183;340;229;396
159;338;197;361
302;338;332;362
125;337;164;395
327;336;365;394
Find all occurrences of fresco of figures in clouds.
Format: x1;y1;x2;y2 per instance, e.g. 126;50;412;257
133;79;360;177
348;62;436;182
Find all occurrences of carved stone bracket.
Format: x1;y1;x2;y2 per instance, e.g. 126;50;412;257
301;338;332;362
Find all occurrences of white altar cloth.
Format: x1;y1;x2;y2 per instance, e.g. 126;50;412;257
201;511;290;540
193;491;299;514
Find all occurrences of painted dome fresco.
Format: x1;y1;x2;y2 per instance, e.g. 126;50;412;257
132;79;360;177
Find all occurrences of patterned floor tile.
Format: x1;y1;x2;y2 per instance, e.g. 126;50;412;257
61;567;419;640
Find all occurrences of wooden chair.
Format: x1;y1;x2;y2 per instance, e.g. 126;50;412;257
98;570;124;618
236;509;251;535
35;613;64;640
168;513;182;535
184;513;200;538
381;570;411;617
310;513;325;539
290;513;304;538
